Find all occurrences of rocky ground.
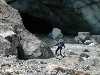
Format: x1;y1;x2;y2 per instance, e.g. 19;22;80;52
0;35;100;75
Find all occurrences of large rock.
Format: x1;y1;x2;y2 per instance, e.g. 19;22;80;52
75;32;97;46
75;32;90;44
0;0;21;56
20;31;42;58
0;0;47;59
39;42;54;59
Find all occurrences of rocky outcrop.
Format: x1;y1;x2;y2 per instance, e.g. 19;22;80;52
0;0;54;59
0;0;22;56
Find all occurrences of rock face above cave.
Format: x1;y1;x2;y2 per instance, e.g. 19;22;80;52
7;0;100;34
7;0;88;34
72;0;100;34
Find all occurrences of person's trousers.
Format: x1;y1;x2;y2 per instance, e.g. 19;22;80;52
55;47;63;56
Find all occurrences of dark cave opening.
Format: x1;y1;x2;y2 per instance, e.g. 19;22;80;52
20;12;91;36
20;13;53;35
20;12;77;36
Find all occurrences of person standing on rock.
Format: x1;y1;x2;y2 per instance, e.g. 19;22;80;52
55;39;65;57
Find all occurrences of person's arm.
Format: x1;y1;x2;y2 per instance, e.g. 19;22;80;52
63;44;65;48
54;43;59;46
61;42;65;48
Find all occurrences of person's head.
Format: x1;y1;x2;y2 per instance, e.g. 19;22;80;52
58;39;64;43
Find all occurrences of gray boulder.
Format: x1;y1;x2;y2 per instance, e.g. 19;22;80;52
18;30;42;58
75;32;90;44
49;28;63;40
75;32;97;46
39;42;54;59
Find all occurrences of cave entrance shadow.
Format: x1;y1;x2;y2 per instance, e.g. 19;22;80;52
20;12;53;35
